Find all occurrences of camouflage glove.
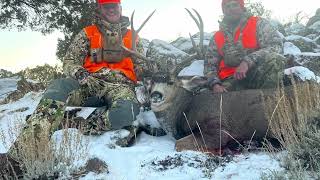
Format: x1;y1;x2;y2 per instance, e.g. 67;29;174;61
75;68;91;85
75;69;105;94
223;41;246;67
92;68;132;84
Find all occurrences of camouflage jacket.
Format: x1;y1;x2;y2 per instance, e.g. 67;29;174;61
63;16;149;82
205;13;283;87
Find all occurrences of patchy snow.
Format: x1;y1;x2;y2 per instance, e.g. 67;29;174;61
284;42;302;55
49;129;281;180
213;153;283;179
149;39;189;58
285;35;314;43
285;66;320;83
0;76;19;101
299;52;320;56
277;31;285;40
178;60;204;77
135;110;161;129
0;91;43;153
285;23;305;36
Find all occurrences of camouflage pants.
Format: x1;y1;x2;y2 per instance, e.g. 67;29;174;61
9;74;140;160
222;52;285;91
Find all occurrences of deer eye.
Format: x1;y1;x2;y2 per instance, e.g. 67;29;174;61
150;91;164;103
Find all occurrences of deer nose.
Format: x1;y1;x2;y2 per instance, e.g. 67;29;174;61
150;91;164;104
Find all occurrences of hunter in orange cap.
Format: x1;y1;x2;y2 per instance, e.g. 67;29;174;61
18;0;153;140
96;0;122;23
204;0;285;93
97;0;121;4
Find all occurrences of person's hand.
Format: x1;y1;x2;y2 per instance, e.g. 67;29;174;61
234;61;249;80
75;69;90;85
213;84;228;93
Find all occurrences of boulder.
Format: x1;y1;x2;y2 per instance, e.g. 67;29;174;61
146;39;189;73
284;42;301;55
140;38;150;56
270;19;286;36
285;23;306;36
285;35;317;52
292;53;320;75
170;32;212;54
316;36;320;45
306;8;320;27
308;21;320;34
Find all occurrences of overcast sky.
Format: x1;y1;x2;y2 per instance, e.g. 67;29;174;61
0;0;319;72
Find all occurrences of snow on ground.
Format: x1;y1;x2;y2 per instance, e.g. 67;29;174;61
284;42;302;55
178;60;204;77
0;76;19;101
299;52;320;56
51;129;282;180
0;91;43;153
285;66;320;83
285;35;314;43
213;153;283;179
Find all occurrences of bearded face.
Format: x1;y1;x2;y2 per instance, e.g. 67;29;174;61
99;3;122;23
222;0;244;23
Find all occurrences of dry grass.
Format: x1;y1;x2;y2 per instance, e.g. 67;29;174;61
1;115;89;179
263;79;320;179
264;80;320;149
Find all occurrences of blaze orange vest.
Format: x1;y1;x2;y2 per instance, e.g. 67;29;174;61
83;25;137;82
214;16;260;80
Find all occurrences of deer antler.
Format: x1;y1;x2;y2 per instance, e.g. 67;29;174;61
185;8;204;59
171;9;205;77
121;10;156;63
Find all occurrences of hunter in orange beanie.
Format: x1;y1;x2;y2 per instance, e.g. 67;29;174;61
204;0;285;94
96;0;122;23
97;0;121;4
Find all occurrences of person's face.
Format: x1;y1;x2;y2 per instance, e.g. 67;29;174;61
99;3;122;23
223;1;244;22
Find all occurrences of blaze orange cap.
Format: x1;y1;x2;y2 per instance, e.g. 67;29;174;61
97;0;121;4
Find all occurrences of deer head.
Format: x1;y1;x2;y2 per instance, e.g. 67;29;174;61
150;9;208;138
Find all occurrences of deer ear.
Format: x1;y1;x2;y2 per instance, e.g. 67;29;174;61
179;76;207;92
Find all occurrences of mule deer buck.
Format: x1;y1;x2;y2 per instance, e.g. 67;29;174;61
150;9;320;153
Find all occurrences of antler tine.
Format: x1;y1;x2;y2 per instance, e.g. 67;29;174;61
185;8;205;58
189;33;202;58
130;10;156;52
185;8;200;28
192;9;204;54
131;10;137;51
121;10;156;70
136;10;156;34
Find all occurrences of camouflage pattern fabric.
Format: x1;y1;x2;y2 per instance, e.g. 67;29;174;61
8;99;65;160
66;68;139;135
221;52;285;91
63;16;150;81
61;15;147;136
205;12;284;88
7;15;149;160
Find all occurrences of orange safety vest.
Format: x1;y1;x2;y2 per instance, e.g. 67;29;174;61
214;16;260;80
83;25;137;82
